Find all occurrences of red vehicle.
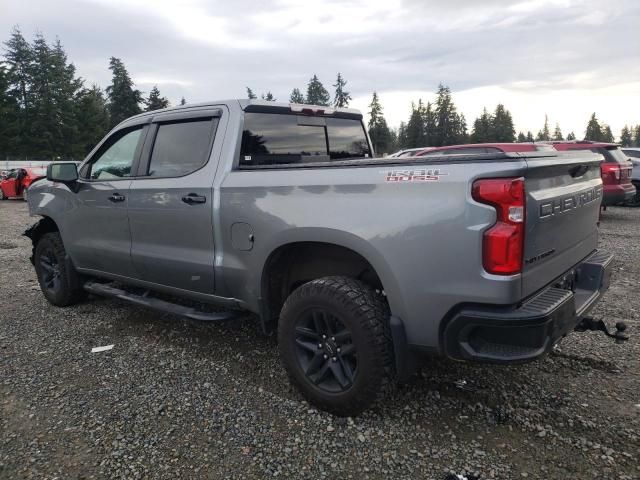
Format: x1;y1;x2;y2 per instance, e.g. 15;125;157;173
0;167;47;201
414;142;555;156
548;141;636;206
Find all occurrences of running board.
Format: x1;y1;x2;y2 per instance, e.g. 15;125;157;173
83;282;241;322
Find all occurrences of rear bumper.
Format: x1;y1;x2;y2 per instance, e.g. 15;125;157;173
602;183;636;206
442;249;613;364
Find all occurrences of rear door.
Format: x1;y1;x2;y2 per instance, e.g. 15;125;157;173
127;108;222;294
521;151;604;296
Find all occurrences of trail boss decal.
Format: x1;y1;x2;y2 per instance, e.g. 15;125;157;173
384;168;448;182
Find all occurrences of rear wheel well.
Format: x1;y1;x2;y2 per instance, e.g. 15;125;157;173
261;242;384;324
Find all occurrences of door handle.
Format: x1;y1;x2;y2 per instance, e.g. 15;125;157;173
182;193;207;205
108;193;126;203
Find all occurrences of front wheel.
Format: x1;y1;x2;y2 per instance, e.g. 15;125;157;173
278;276;393;416
0;188;6;200
34;232;86;306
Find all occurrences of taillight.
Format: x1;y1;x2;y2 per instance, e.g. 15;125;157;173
472;177;525;275
601;163;621;183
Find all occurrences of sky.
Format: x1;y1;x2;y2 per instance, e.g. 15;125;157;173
2;0;639;139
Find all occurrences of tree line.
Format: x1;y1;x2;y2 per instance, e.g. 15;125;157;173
0;28;178;159
2;27;639;159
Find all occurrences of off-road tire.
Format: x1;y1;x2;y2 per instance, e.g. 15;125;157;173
278;276;393;416
0;188;6;200
34;232;86;306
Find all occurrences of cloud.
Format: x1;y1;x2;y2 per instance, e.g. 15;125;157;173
2;0;639;136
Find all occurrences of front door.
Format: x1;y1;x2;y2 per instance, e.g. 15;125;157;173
66;124;147;278
127;109;221;294
2;170;18;197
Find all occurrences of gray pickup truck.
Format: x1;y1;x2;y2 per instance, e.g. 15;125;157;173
25;100;616;415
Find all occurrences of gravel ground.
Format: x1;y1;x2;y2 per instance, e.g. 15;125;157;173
1;200;639;480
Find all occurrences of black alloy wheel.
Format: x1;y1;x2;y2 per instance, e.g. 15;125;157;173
295;308;357;393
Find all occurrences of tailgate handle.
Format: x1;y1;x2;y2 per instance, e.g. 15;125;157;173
569;164;589;178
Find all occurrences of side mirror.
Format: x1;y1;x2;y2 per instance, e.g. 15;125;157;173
47;162;78;183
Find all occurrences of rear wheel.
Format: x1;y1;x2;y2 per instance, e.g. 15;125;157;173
0;188;6;200
278;276;393;416
34;232;86;306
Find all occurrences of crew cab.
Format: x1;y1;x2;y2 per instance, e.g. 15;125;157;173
0;167;47;200
548;141;636;206
24;100;615;415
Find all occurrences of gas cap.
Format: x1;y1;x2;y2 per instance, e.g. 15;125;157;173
231;222;254;251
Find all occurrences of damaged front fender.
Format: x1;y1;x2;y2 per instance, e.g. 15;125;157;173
23;217;59;265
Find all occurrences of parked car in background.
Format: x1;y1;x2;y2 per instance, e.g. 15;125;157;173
0;167;47;201
621;147;640;206
414;143;555;157
387;147;432;158
548;141;636;207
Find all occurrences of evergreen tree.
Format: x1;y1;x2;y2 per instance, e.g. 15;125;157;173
0;64;19;154
26;35;82;158
552;123;563;141
423;101;437;146
106;57;142;127
289;88;305;104
602;124;614;143
74;85;110;157
246;87;256;99
470;108;493;143
367;92;393;155
332;72;351;107
491;104;515;142
525;131;534;142
566;131;576;141
145;85;169;111
584;113;602;141
517;131;526;142
433;84;465;146
3;27;33;155
261;91;275;101
405;100;426;148
396;121;408;149
620;125;632;147
536;114;551;141
180;96;187;105
634;125;640;147
305;74;330;106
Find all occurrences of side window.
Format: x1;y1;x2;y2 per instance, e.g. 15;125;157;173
239;112;371;167
147;119;216;177
88;127;143;180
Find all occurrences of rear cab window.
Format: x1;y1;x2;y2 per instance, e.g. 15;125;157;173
239;112;371;167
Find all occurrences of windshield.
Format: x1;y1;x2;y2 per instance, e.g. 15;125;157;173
240;113;371;167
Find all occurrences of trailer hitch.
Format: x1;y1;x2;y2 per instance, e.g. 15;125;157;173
575;317;629;343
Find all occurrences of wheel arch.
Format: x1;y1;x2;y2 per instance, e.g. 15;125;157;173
258;231;405;326
23;216;60;265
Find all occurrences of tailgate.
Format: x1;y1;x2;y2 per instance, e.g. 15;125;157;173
522;151;603;297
